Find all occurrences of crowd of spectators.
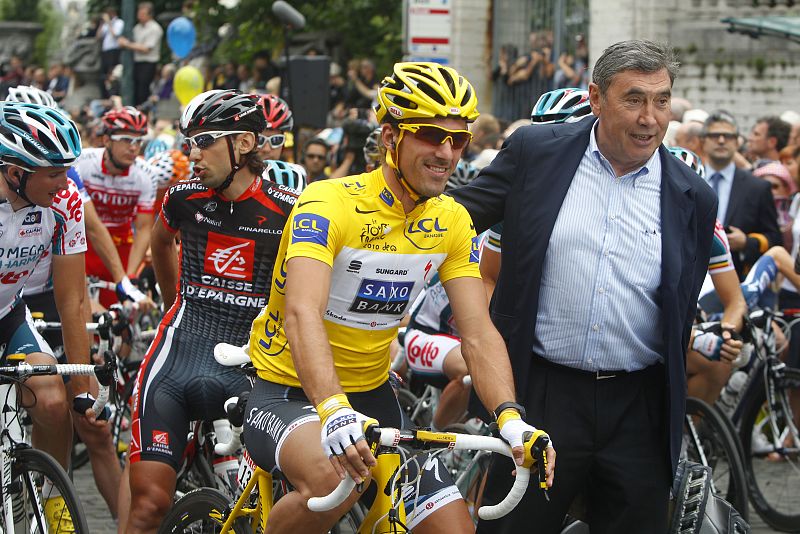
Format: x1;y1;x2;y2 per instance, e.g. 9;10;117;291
492;31;589;122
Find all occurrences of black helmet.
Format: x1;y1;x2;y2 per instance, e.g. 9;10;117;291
180;90;265;135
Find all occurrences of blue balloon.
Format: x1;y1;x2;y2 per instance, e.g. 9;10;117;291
167;17;196;59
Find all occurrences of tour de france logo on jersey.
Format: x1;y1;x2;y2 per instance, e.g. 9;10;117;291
349;279;414;315
403;217;448;251
292;214;329;246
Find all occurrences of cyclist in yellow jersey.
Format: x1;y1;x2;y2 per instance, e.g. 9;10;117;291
245;62;555;533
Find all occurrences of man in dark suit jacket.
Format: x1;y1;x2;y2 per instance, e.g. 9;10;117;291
701;111;781;279
451;40;717;533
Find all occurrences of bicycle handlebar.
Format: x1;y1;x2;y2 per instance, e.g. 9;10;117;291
213;395;248;455
0;350;116;416
307;426;531;520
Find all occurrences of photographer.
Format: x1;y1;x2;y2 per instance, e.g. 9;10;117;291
329;108;375;179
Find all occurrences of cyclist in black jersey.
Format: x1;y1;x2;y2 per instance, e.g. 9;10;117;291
122;90;296;534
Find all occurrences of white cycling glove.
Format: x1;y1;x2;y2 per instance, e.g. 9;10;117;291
116;276;147;305
497;408;554;466
317;394;375;458
692;323;724;361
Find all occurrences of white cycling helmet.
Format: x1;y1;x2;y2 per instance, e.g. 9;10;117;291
6;85;58;109
667;146;705;179
531;88;592;125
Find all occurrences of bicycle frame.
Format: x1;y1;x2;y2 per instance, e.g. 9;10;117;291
216;448;405;534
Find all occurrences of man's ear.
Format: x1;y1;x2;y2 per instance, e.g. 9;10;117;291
238;132;257;153
3;165;23;187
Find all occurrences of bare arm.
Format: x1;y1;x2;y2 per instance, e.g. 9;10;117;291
479;246;501;303
127;212;154;277
84;200;126;283
52;253;90;394
445;275;555;481
150;217;179;310
443;276;515;412
710;269;746;332
283;256;341;404
328;151;356;180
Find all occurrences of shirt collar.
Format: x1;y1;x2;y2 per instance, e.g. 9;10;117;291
705;161;735;184
587;120;660;184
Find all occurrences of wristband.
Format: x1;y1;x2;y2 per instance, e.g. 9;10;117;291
497;408;522;429
316;393;351;423
493;401;526;421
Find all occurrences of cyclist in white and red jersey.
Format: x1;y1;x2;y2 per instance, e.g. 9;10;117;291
123;90;296;533
256;94;307;191
0;101;104;530
73;106;156;307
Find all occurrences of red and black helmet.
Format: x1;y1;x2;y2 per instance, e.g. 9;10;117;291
180;90;265;135
100;106;148;135
257;94;293;132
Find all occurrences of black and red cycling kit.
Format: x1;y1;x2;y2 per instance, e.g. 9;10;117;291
130;176;296;469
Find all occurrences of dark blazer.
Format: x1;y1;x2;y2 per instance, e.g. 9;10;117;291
721;167;780;279
450;118;717;476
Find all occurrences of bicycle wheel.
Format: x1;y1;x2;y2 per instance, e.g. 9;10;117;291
739;366;800;531
683;397;749;520
11;447;90;533
158;487;250;534
396;387;432;428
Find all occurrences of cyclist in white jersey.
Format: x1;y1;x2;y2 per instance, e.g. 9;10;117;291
73;106;157;308
5;86;151;310
21;165;130;520
0;101;104;530
256;94;307;191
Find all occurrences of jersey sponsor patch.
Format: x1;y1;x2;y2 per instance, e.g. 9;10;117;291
292;214;329;245
404;217;448;250
204;232;255;281
470;236;480;263
152;430;169;446
380;187;394;207
22;211;42;225
349;279;414;315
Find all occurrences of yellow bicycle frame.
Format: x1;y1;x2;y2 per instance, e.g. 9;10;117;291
215;453;409;533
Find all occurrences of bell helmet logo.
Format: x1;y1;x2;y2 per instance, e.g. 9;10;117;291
388;106;403;118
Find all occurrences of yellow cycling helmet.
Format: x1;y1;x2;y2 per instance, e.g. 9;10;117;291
375;62;479;124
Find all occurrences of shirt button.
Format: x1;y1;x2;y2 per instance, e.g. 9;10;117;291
604;250;610;257
592;324;600;332
610;215;616;221
598;287;605;294
588;358;593;363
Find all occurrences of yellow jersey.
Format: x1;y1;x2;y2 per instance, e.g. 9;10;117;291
249;168;481;392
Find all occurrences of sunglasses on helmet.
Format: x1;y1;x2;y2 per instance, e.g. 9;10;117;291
257;133;286;150
182;130;250;155
398;123;473;150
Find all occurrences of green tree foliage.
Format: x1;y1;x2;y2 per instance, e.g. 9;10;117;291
194;0;402;74
1;0;62;68
83;0;402;72
0;0;39;21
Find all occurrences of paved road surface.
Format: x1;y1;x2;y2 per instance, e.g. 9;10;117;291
72;460;783;533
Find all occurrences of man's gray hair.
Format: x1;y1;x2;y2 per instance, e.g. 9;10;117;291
592;40;680;94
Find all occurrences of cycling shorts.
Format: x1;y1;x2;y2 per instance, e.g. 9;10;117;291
243;379;462;529
403;328;460;376
0;303;55;363
129;326;251;470
23;289;64;355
